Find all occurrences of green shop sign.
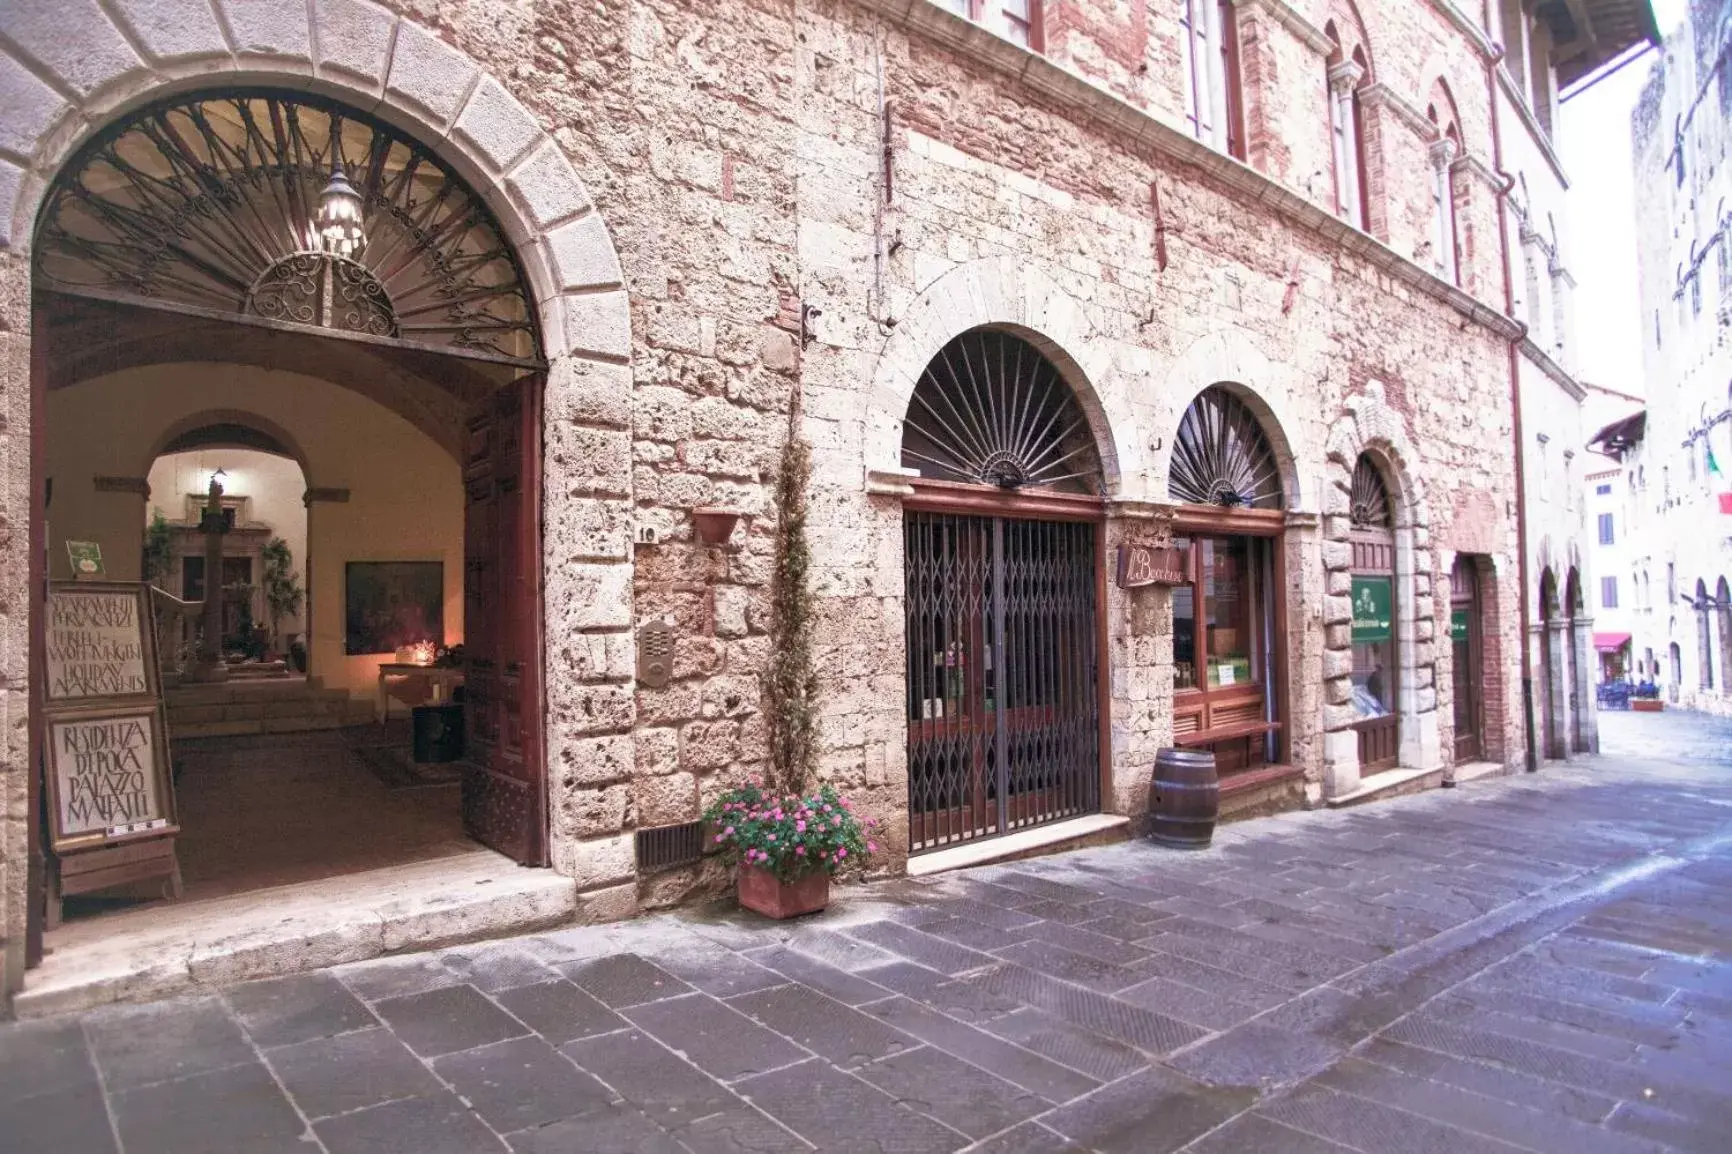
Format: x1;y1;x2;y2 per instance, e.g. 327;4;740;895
1450;608;1470;643
1351;576;1393;643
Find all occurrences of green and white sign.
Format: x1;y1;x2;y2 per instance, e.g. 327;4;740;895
1450;608;1470;643
1350;576;1393;643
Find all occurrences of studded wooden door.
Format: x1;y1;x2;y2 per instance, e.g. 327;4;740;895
461;374;547;866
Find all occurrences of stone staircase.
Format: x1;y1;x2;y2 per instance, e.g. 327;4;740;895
165;677;375;739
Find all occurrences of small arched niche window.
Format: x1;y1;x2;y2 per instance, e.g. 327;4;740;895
1169;386;1284;509
901;329;1102;495
1323;22;1373;231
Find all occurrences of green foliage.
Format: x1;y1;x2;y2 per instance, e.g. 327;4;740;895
764;422;819;796
703;782;877;883
261;537;304;645
142;508;173;589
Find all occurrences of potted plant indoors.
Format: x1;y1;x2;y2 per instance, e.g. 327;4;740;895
703;782;877;919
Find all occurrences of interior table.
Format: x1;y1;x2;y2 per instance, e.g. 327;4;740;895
376;664;465;724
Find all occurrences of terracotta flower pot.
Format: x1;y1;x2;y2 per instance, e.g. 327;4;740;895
1632;698;1664;712
737;863;830;919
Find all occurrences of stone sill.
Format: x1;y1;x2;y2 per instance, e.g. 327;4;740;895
1326;766;1446;807
851;0;1522;342
906;814;1130;877
1452;760;1512;784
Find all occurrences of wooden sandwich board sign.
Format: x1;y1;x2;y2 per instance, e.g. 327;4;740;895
40;581;181;914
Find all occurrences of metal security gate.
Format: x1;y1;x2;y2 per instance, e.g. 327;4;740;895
904;512;1100;853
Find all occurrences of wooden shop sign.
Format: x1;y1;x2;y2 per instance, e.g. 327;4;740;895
1116;543;1185;588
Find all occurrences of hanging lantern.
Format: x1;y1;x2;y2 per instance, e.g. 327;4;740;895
315;161;366;258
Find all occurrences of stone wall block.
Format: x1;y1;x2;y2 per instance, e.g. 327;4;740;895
1325;622;1351;649
1320;540;1351;571
547;498;630;562
1324;594;1352;625
713;585;749;639
0;160;24;248
507;141;591;232
453;77;542;176
2;0;142;97
551;562;633;631
109;0;229;61
312;0;394;85
1322;649;1353;679
1326;568;1351;595
561;290;633;361
634;771;697;826
635;727;680;776
547;682;635;736
548;358;631;431
680;720;740;771
576;881;639;924
550;732;634;787
222;0;311;63
562;832;635;891
0;53;67;159
555;784;631;839
385;21;476;129
546;213;625;291
549;425;632;498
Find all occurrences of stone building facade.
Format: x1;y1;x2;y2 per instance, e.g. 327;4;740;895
0;0;1650;994
1610;0;1732;716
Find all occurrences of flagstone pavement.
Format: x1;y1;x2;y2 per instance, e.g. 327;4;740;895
4;708;1731;1153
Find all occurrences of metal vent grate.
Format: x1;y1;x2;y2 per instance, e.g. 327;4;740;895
635;821;705;874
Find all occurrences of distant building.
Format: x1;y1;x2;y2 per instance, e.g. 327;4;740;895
1610;0;1732;714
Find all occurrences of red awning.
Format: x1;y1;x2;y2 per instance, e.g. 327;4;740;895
1594;632;1632;652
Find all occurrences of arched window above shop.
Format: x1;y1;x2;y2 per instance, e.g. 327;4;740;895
1350;455;1393;528
1169;386;1284;509
35;91;540;363
900;329;1103;495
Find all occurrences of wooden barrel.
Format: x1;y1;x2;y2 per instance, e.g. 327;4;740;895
1148;748;1219;850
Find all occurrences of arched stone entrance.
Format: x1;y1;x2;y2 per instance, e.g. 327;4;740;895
1;6;633;993
897;327;1108;855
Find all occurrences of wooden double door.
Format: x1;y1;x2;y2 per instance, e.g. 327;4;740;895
1450;556;1484;761
903;511;1102;854
461;374;548;866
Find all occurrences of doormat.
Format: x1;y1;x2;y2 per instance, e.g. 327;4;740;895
351;741;464;790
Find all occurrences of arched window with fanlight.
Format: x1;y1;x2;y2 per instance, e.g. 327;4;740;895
1167;386;1287;773
1349;455;1400;771
899;329;1106;854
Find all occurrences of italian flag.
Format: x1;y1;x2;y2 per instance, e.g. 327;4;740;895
1712;443;1732;514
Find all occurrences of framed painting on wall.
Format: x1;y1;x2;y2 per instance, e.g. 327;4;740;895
345;562;444;656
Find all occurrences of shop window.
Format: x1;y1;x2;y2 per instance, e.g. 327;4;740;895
1169;387;1285;770
1179;0;1245;159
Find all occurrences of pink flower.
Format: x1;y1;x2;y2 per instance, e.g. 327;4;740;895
725;826;735;836
836;847;848;860
795;846;806;856
795;821;806;832
767;834;777;842
868;842;879;853
715;833;726;844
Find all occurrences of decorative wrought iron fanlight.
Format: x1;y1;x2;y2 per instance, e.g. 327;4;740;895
1168;386;1284;509
34;92;539;362
900;329;1103;494
1351;455;1393;528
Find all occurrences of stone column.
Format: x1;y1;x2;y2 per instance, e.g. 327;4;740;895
1544;620;1570;761
1327;59;1365;226
186;475;229;683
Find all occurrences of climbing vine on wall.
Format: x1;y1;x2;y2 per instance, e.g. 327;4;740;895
763;399;819;797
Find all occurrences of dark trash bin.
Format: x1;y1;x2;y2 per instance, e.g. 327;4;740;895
1148;747;1219;850
412;703;464;764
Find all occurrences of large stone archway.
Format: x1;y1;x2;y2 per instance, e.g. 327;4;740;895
0;1;638;990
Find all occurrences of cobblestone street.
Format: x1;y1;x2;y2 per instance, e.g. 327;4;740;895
4;709;1731;1154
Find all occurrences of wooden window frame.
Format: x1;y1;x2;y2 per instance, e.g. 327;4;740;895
1219;0;1246;161
1169;507;1287;769
945;0;1045;52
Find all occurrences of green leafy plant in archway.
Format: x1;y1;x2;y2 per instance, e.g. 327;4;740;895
143;508;173;590
261;537;304;652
